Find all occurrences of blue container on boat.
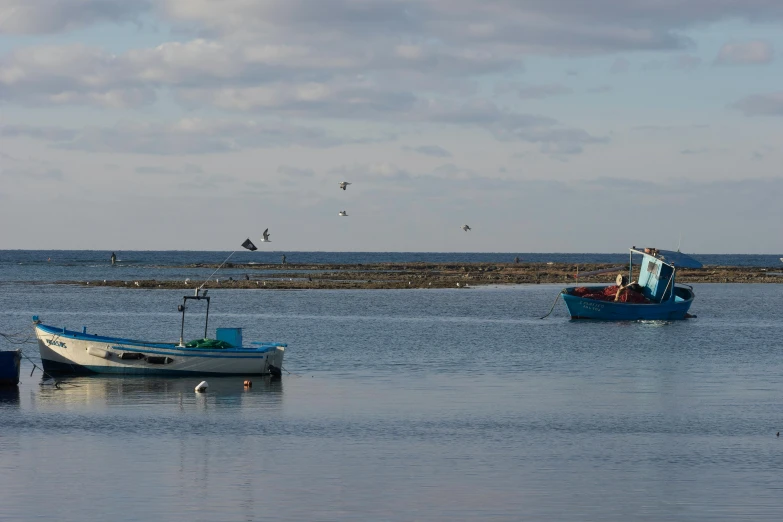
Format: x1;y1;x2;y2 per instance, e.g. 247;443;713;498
216;328;243;348
0;350;21;386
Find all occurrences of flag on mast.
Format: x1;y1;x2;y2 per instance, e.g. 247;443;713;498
241;238;257;251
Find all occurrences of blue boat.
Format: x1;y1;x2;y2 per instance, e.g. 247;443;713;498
0;349;21;386
561;247;702;320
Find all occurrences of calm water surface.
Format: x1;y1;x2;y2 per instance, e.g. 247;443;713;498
1;282;782;521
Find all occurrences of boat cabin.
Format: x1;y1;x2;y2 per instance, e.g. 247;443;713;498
630;248;702;303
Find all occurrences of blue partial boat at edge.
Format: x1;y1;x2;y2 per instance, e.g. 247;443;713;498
561;247;702;321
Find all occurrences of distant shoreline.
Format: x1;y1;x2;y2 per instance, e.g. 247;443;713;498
49;262;783;289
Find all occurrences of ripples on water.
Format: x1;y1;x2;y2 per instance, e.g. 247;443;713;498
1;282;783;521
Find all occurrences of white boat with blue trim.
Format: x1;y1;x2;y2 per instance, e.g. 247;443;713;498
34;291;285;376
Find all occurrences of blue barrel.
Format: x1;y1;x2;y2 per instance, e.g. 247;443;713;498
0;350;21;386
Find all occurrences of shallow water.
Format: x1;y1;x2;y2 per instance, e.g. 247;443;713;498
1;282;783;521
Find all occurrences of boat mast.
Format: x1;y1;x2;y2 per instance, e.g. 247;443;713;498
178;293;211;346
204;297;210;339
178;299;186;346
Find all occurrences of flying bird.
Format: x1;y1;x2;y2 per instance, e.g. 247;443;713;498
339;210;348;216
462;225;471;232
260;228;271;242
339;182;351;191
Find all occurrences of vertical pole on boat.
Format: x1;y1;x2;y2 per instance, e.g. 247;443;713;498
668;267;676;301
179;297;187;347
629;249;633;283
203;297;210;339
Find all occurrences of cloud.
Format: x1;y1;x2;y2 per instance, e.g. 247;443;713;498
178;83;417;117
277;165;315;178
680;147;710;155
516;84;572;99
135;164;204;175
610;57;630;73
631;124;710;132
15;0;766;114
7;0;783;56
417;99;605;155
1;92;602;154
329;162;412;183
158;0;706;54
671;54;702;70
0;124;79;141
0;38;520;108
642;59;664;71
0;0;735;61
405;145;452;158
732;92;783;116
0;165;64;181
715;41;774;65
179;88;604;154
587;85;612;93
1;119;363;154
177;174;236;191
0;0;150;34
0;44;156;107
432;163;477;179
577;176;663;192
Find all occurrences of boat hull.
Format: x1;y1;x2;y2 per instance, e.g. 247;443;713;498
35;324;284;376
0;350;21;386
561;287;694;320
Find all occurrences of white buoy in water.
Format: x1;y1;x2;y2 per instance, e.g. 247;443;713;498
195;381;208;393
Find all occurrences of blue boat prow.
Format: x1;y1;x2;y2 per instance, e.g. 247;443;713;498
0;350;21;386
561;247;701;321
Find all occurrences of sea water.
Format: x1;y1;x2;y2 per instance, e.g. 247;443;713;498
1;255;783;521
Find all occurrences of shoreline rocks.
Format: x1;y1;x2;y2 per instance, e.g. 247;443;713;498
48;262;783;290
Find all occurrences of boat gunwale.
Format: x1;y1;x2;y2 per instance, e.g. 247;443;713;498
561;284;694;306
35;323;286;353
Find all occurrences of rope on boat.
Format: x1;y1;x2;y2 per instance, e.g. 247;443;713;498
197;250;237;291
0;329;36;345
539;291;563;319
17;351;79;388
0;329;79;389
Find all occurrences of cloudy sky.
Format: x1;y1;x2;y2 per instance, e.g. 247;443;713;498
1;0;781;253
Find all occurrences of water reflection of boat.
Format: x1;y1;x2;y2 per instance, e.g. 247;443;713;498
34;375;283;408
0;349;21;386
0;386;20;405
561;247;703;320
34;291;286;376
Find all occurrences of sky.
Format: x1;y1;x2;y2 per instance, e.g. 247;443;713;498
0;0;781;253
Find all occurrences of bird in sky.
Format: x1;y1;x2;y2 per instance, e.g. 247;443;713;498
462;225;471;232
339;182;351;191
260;228;271;242
339;210;348;216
